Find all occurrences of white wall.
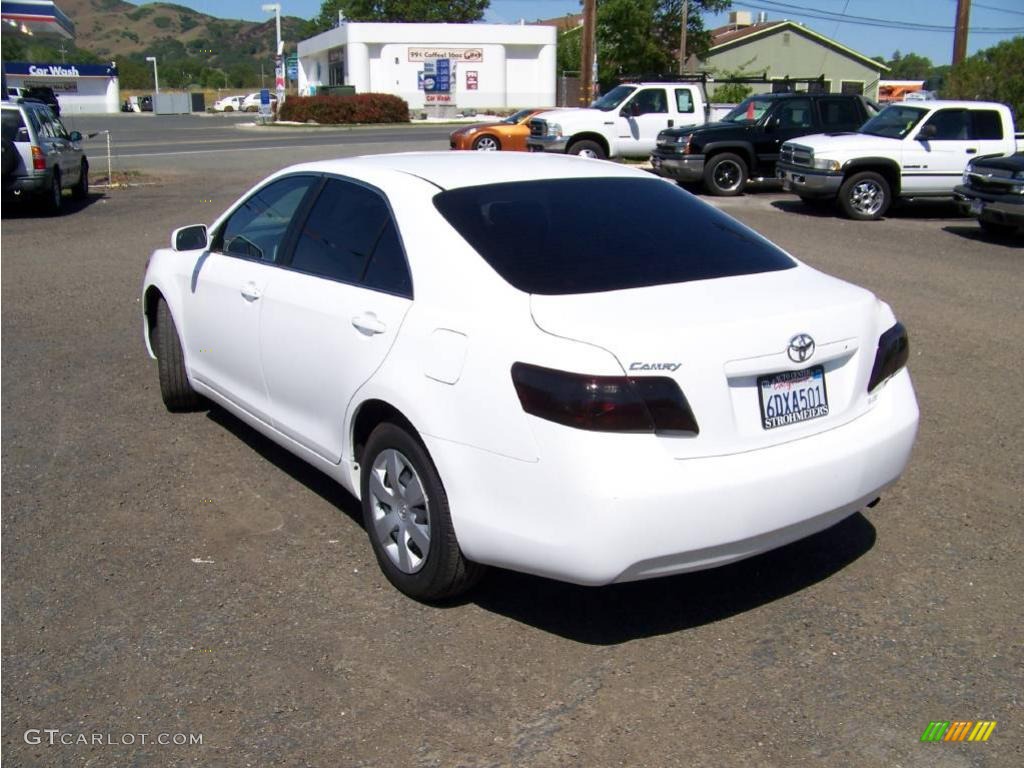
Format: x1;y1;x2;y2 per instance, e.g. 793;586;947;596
7;75;119;115
297;22;557;109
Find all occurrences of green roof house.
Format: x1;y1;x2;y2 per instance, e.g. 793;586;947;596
702;11;889;100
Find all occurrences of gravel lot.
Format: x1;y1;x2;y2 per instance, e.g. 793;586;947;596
2;141;1022;767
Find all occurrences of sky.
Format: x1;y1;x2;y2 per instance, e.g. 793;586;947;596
125;1;1024;65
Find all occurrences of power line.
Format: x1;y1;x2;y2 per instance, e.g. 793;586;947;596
737;0;1024;33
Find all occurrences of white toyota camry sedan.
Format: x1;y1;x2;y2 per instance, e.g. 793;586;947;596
142;152;919;601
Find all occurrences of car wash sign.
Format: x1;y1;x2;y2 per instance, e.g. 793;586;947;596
422;58;453;103
5;62;118;78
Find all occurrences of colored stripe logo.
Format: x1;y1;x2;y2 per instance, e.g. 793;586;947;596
921;721;997;742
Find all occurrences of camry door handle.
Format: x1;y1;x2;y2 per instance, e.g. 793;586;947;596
240;282;261;301
351;312;386;335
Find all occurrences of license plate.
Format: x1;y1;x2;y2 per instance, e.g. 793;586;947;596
757;365;829;430
969;198;983;215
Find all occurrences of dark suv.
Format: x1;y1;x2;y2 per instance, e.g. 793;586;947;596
954;152;1024;237
651;92;877;195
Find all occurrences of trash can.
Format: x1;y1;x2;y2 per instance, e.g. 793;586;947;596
190;92;206;112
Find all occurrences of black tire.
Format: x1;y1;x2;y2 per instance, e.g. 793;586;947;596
703;152;748;196
71;159;89;200
838;171;891;220
361;422;484;601
977;219;1018;237
1;138;16;176
44;170;62;214
472;134;501;151
155;298;204;412
567;139;607;160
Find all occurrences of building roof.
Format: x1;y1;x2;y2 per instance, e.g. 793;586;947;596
708;20;888;72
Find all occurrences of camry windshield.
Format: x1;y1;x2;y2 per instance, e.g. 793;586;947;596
501;108;534;124
721;96;775;123
591;85;636;111
860;105;928;138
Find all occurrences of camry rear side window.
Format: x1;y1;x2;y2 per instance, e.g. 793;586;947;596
433;178;796;295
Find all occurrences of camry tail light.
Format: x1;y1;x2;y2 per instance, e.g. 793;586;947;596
31;145;46;171
867;322;909;393
511;363;699;435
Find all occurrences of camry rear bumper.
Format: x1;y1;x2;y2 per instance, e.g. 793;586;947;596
429;370;919;585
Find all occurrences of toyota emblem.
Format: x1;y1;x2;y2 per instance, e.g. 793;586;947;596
787;333;815;363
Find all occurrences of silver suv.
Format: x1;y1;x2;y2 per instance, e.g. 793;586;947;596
1;98;88;213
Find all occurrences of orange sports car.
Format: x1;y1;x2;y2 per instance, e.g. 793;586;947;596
449;108;543;152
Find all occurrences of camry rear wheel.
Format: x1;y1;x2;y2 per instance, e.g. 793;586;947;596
155;298;204;412
361;423;483;601
472;135;500;151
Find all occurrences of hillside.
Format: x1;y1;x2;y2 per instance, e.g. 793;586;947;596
20;0;315;87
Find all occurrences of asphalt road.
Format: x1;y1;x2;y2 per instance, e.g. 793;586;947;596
2;150;1022;767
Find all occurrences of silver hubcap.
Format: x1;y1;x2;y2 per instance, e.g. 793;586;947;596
475;136;498;151
713;160;742;191
368;449;430;574
849;180;884;215
577;148;598;158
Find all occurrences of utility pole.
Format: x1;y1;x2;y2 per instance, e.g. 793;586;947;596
678;0;689;74
952;0;971;65
580;0;596;105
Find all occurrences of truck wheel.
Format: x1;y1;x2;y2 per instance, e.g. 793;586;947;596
839;171;891;220
568;140;607;160
703;153;748;196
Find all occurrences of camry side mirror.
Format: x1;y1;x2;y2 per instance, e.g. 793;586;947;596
172;224;208;252
917;124;937;141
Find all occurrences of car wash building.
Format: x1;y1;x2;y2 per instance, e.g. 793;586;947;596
296;22;557;110
4;62;120;114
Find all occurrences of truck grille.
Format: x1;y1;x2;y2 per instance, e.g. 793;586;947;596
966;167;1021;196
529;119;547;137
780;143;813;168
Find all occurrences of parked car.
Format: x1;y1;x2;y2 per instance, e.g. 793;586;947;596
449;108;541;151
2;99;88;212
776;100;1024;219
212;95;245;112
7;85;61;117
527;81;709;160
143;152;919;601
242;92;278;112
954;151;1024;237
651;93;877;195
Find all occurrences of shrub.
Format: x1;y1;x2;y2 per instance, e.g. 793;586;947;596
279;94;410;124
153;16;172;29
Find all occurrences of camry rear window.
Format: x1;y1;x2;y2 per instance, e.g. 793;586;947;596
433;178;796;295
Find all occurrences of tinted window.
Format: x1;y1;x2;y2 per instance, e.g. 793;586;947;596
674;89;694;113
923;109;969;140
819;98;862;129
1;110;25;141
218;175;315;262
630;89;667;115
861;105;927;138
777;99;813;128
971;110;1003;140
290;179;392;283
363;219;413;297
434;178;795;296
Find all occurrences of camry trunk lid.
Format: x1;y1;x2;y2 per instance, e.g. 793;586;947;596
530;265;884;458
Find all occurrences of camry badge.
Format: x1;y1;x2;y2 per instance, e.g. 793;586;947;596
787;334;815;363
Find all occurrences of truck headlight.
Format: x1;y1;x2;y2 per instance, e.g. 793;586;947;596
963;168;972;185
812;157;841;172
548;123;563;138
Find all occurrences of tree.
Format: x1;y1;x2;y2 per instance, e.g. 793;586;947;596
594;0;731;89
556;24;583;75
312;0;488;33
944;36;1024;122
885;51;934;80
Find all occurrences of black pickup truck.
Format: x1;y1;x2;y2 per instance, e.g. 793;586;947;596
954;152;1024;237
651;92;876;195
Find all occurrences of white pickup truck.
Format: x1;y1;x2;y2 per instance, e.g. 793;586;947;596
526;82;709;160
776;100;1024;219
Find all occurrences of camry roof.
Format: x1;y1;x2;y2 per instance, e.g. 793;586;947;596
285;151;647;191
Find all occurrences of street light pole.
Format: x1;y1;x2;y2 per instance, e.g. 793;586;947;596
145;55;159;94
262;3;284;105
